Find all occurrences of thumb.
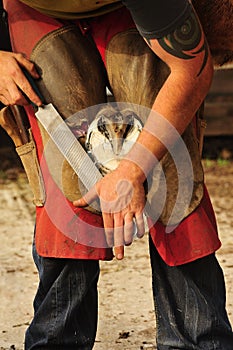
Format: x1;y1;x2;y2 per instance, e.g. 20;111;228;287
73;197;88;207
73;185;98;207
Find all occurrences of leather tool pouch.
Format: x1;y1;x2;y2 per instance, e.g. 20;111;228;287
0;106;46;206
16;128;46;206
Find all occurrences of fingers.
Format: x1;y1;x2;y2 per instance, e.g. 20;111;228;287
17;76;42;106
5;78;32;106
103;211;144;256
9;61;42;106
124;212;135;245
113;213;144;260
103;213;130;249
114;246;124;260
14;53;40;80
0;51;42;106
0;89;14;105
102;214;114;247
135;213;146;239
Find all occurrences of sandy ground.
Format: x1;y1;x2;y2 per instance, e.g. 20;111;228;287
0;159;232;350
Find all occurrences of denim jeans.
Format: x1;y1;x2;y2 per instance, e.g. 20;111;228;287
149;236;233;350
25;244;100;350
25;240;233;349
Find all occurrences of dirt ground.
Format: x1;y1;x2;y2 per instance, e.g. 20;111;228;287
0;153;233;350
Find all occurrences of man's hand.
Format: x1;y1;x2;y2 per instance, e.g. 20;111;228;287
0;51;42;106
73;161;146;260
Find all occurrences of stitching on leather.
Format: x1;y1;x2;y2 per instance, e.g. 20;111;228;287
31;25;77;60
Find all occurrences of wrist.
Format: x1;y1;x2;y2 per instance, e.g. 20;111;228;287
117;156;150;184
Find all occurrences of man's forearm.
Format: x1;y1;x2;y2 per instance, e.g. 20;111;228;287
119;6;214;181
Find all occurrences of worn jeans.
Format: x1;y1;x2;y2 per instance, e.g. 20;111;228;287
25;239;233;350
25;243;100;350
149;236;233;350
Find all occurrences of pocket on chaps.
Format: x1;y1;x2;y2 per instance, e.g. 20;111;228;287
16;129;46;206
0;106;45;206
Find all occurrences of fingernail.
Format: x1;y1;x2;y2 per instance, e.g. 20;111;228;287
117;253;123;260
137;232;144;239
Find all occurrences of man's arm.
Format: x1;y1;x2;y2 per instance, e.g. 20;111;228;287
131;5;213;173
75;5;213;259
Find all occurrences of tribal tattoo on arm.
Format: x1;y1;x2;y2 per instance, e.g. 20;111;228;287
146;9;209;77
